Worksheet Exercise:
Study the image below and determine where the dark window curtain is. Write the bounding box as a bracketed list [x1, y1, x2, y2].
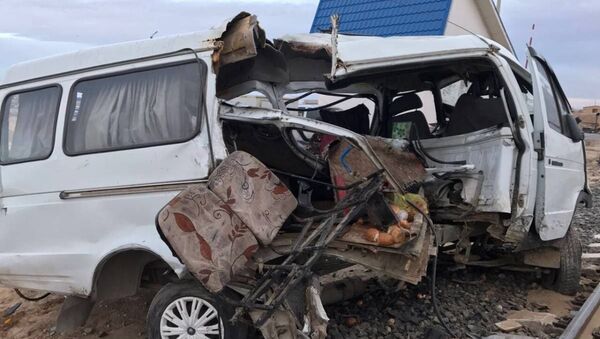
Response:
[0, 87, 60, 163]
[66, 62, 204, 154]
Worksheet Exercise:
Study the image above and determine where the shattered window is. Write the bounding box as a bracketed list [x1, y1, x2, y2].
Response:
[441, 80, 471, 106]
[307, 94, 375, 125]
[286, 92, 376, 134]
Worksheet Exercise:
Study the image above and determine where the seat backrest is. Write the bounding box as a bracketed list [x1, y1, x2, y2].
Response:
[390, 93, 423, 114]
[157, 184, 259, 292]
[208, 151, 298, 245]
[444, 93, 507, 137]
[389, 93, 432, 139]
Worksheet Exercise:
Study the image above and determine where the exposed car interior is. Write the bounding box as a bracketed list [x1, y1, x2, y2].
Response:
[218, 54, 519, 229]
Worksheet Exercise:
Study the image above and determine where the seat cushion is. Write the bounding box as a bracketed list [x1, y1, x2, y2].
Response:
[208, 151, 298, 245]
[157, 184, 259, 293]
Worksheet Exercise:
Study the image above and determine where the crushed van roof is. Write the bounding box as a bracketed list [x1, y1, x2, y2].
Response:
[278, 33, 516, 73]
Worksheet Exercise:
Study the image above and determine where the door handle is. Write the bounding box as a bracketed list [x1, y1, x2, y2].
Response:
[549, 159, 564, 167]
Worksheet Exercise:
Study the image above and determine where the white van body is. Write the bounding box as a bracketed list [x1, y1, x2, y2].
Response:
[0, 17, 588, 302]
[0, 31, 225, 297]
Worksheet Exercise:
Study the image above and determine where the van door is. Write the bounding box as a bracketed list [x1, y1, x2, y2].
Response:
[527, 46, 586, 241]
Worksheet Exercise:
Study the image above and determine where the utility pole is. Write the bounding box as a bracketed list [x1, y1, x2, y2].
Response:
[524, 24, 536, 68]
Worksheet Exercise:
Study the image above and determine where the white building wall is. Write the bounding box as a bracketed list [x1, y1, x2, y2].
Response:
[444, 0, 492, 38]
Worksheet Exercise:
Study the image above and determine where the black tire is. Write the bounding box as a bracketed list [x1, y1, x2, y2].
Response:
[146, 281, 247, 339]
[544, 227, 582, 295]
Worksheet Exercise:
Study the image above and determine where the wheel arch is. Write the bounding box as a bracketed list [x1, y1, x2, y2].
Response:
[92, 247, 175, 301]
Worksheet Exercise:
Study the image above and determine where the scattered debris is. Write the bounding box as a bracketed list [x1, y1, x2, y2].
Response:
[495, 319, 523, 332]
[593, 326, 600, 339]
[506, 310, 557, 328]
[343, 316, 359, 328]
[2, 303, 21, 318]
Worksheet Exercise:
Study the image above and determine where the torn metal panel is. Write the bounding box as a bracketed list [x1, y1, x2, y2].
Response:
[162, 104, 434, 337]
[272, 34, 516, 81]
[213, 13, 291, 96]
[211, 12, 265, 71]
[326, 229, 432, 285]
[424, 171, 484, 214]
[274, 39, 331, 60]
[219, 105, 409, 194]
[233, 174, 384, 328]
[304, 276, 329, 339]
[250, 309, 298, 339]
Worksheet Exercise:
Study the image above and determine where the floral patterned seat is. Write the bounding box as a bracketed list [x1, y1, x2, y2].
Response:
[208, 151, 298, 245]
[157, 151, 297, 293]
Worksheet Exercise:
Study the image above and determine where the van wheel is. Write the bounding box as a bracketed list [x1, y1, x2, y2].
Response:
[543, 227, 582, 296]
[146, 281, 247, 339]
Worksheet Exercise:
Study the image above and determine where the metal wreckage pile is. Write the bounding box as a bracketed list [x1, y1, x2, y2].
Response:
[157, 133, 434, 339]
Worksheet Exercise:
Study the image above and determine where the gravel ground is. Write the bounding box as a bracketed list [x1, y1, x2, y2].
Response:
[573, 185, 600, 247]
[325, 164, 600, 339]
[325, 268, 564, 338]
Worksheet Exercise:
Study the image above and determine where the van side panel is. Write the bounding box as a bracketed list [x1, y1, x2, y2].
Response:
[0, 191, 184, 295]
[0, 55, 215, 295]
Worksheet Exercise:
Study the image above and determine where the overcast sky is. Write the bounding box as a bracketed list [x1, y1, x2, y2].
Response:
[1, 0, 598, 108]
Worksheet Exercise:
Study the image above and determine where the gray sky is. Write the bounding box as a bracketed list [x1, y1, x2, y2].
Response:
[1, 0, 598, 108]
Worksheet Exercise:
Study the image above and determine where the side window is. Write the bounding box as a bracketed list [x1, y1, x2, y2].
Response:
[0, 86, 61, 164]
[65, 62, 205, 155]
[511, 71, 534, 124]
[534, 60, 562, 133]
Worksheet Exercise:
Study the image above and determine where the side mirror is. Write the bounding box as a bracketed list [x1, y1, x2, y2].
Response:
[566, 114, 584, 142]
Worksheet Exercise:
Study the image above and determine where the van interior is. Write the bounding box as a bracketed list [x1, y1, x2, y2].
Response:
[217, 53, 520, 243]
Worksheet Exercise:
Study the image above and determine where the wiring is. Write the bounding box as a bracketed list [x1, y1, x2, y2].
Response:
[14, 289, 50, 302]
[404, 199, 456, 338]
[410, 128, 466, 166]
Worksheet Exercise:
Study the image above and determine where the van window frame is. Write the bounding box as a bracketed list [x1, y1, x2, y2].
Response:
[0, 84, 63, 166]
[62, 59, 207, 157]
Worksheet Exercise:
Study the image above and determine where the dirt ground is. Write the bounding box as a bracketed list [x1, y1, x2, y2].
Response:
[0, 287, 153, 339]
[0, 277, 585, 339]
[2, 138, 600, 339]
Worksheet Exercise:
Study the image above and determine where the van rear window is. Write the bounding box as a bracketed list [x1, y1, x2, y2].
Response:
[64, 62, 205, 155]
[0, 86, 61, 164]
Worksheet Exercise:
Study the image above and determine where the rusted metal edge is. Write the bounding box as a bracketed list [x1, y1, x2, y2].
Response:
[560, 283, 600, 339]
[211, 13, 265, 73]
[60, 179, 208, 199]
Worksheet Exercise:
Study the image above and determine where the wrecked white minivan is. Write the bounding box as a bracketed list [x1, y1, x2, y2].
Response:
[0, 12, 590, 339]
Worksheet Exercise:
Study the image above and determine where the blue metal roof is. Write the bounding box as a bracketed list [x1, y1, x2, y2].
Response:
[310, 0, 453, 37]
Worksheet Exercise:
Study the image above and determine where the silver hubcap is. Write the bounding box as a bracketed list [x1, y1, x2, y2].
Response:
[160, 296, 223, 339]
